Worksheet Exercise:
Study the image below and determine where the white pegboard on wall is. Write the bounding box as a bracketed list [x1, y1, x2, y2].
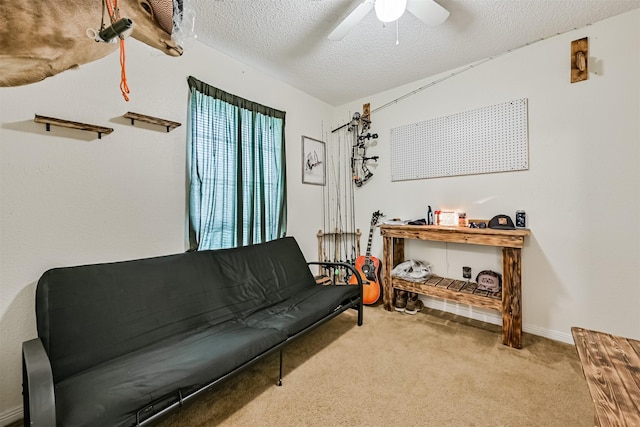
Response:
[391, 98, 529, 181]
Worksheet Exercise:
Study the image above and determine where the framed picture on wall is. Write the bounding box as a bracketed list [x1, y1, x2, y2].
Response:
[302, 136, 325, 185]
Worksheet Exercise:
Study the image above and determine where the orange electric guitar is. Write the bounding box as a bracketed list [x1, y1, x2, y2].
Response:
[349, 210, 383, 304]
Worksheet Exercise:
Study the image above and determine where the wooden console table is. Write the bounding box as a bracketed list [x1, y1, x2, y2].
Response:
[380, 224, 530, 349]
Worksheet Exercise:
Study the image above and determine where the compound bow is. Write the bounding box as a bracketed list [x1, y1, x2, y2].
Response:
[348, 112, 378, 187]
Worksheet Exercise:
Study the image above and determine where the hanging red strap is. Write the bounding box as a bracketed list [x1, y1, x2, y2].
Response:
[119, 38, 130, 102]
[104, 0, 130, 101]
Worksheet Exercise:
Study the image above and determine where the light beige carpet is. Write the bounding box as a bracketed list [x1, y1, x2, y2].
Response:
[154, 305, 593, 427]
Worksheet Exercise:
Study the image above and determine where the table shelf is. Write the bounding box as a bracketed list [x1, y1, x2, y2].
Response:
[393, 276, 502, 311]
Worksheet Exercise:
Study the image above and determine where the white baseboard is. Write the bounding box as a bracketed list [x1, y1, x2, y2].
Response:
[0, 405, 22, 427]
[419, 296, 574, 345]
[523, 323, 573, 344]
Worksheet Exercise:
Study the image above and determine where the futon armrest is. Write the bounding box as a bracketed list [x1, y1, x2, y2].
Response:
[307, 261, 363, 287]
[309, 261, 364, 326]
[22, 338, 56, 426]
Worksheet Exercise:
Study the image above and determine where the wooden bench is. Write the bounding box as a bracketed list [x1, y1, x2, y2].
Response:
[571, 327, 640, 426]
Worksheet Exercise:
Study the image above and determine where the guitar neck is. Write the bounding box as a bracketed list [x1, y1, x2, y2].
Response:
[364, 211, 381, 262]
[364, 226, 374, 260]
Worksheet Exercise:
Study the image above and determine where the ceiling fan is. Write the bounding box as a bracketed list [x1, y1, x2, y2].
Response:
[328, 0, 450, 41]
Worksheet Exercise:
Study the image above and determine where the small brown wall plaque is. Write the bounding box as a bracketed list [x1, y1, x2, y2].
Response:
[571, 37, 588, 83]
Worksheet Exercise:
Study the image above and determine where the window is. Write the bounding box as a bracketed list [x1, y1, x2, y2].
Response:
[187, 76, 287, 250]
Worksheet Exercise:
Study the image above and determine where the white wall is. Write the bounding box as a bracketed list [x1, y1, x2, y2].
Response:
[0, 41, 331, 424]
[330, 10, 640, 343]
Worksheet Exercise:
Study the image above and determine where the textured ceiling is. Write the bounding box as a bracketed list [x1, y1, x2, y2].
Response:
[190, 0, 640, 106]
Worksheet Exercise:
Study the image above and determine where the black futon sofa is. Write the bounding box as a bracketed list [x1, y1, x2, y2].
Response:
[22, 237, 362, 426]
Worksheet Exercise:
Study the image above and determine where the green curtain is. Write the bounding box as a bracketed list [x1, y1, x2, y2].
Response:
[188, 76, 287, 250]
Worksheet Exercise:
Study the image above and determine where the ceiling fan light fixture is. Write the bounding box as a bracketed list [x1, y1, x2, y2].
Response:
[374, 0, 407, 23]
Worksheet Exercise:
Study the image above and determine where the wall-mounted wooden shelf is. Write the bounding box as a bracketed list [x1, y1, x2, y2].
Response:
[123, 112, 181, 132]
[34, 115, 114, 139]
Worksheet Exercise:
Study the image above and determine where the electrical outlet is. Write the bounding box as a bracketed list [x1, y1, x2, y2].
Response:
[462, 266, 472, 279]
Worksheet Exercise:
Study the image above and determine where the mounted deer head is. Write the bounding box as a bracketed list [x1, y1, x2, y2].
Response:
[0, 0, 185, 87]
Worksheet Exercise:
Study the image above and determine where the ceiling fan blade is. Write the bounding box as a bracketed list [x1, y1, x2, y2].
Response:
[328, 1, 374, 41]
[406, 0, 450, 26]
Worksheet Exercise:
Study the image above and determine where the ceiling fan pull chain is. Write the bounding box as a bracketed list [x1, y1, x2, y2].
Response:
[396, 20, 399, 45]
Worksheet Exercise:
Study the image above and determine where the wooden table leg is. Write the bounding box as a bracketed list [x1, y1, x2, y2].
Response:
[382, 236, 404, 311]
[502, 247, 522, 349]
[382, 235, 393, 311]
